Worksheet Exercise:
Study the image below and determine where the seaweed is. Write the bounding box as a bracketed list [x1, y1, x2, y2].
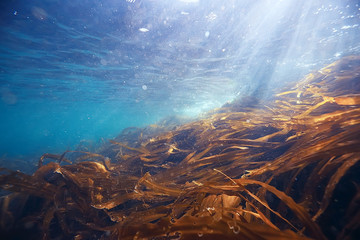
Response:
[1, 56, 360, 239]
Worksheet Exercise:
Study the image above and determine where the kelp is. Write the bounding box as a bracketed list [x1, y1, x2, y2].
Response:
[1, 56, 360, 240]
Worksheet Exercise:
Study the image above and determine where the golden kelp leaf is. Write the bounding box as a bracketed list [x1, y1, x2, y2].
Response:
[109, 140, 150, 154]
[211, 170, 282, 230]
[38, 151, 70, 168]
[276, 90, 301, 97]
[137, 172, 183, 197]
[334, 94, 360, 105]
[0, 167, 57, 198]
[76, 152, 105, 161]
[92, 192, 139, 210]
[221, 194, 241, 209]
[168, 215, 310, 240]
[313, 153, 360, 221]
[236, 179, 326, 240]
[42, 206, 56, 237]
[139, 155, 161, 162]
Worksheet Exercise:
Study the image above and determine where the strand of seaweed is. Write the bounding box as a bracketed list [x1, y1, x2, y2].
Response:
[1, 56, 360, 239]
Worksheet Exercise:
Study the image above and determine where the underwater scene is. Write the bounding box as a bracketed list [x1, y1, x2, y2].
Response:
[1, 0, 360, 239]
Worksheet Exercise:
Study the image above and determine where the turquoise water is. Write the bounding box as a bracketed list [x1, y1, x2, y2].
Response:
[1, 0, 360, 170]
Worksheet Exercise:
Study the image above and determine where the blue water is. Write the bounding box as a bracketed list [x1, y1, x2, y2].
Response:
[1, 0, 360, 170]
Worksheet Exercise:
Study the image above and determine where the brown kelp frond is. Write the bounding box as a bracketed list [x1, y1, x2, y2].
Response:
[213, 169, 296, 232]
[312, 153, 360, 221]
[38, 151, 71, 168]
[109, 140, 150, 155]
[1, 56, 360, 239]
[116, 215, 312, 240]
[0, 165, 58, 198]
[236, 178, 325, 239]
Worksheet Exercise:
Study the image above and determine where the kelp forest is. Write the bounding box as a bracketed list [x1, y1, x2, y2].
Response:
[1, 56, 360, 240]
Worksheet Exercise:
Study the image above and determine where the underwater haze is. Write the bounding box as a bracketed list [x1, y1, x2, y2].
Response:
[1, 0, 360, 170]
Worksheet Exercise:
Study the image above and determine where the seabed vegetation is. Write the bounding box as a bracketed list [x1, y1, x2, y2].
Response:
[1, 56, 360, 239]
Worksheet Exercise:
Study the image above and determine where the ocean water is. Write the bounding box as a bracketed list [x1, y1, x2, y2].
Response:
[1, 0, 360, 170]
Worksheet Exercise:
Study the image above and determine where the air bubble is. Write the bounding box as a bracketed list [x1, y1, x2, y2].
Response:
[233, 225, 240, 234]
[197, 232, 203, 237]
[227, 221, 234, 229]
